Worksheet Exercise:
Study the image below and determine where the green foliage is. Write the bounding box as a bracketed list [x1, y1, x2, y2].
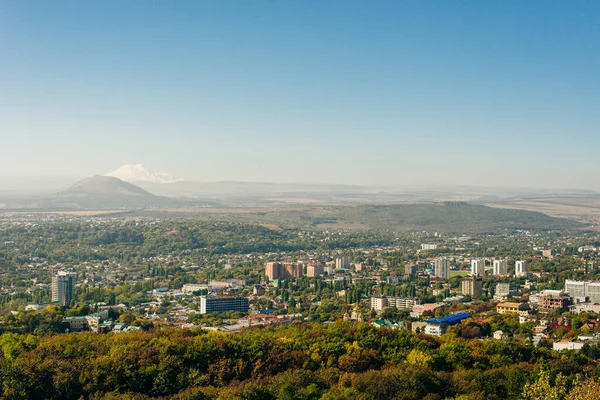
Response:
[0, 321, 596, 399]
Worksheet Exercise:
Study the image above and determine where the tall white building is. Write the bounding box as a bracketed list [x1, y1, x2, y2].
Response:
[52, 271, 75, 306]
[471, 259, 484, 276]
[493, 260, 508, 276]
[515, 260, 528, 277]
[421, 244, 438, 251]
[433, 257, 450, 280]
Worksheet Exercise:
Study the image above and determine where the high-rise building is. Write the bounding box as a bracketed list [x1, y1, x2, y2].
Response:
[493, 260, 508, 276]
[199, 296, 249, 314]
[52, 271, 75, 306]
[515, 260, 528, 277]
[471, 259, 484, 276]
[335, 257, 350, 270]
[461, 276, 483, 298]
[433, 257, 449, 280]
[283, 262, 303, 279]
[265, 262, 304, 281]
[265, 262, 281, 281]
[306, 264, 324, 278]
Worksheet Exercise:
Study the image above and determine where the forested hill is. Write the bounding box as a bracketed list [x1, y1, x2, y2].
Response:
[338, 202, 583, 233]
[0, 322, 597, 399]
[142, 202, 582, 233]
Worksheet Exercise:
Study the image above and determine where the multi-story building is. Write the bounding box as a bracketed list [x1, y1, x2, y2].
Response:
[52, 271, 75, 306]
[306, 264, 324, 278]
[283, 263, 303, 279]
[515, 260, 528, 277]
[497, 302, 530, 316]
[265, 262, 303, 281]
[265, 262, 281, 281]
[494, 282, 516, 300]
[538, 290, 572, 311]
[199, 296, 249, 314]
[493, 260, 508, 276]
[461, 276, 483, 298]
[564, 280, 600, 303]
[421, 244, 438, 251]
[470, 259, 484, 276]
[335, 257, 350, 270]
[433, 257, 449, 280]
[370, 296, 419, 311]
[424, 312, 471, 336]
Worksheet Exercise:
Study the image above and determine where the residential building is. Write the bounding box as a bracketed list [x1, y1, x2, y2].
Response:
[433, 257, 450, 280]
[265, 262, 303, 281]
[52, 271, 75, 306]
[461, 276, 483, 298]
[306, 264, 323, 278]
[335, 257, 350, 270]
[553, 340, 585, 352]
[265, 262, 281, 281]
[354, 263, 365, 272]
[470, 259, 484, 276]
[493, 330, 509, 340]
[515, 260, 528, 277]
[542, 249, 557, 258]
[421, 244, 438, 251]
[496, 302, 530, 316]
[564, 280, 600, 303]
[494, 282, 516, 300]
[370, 296, 418, 311]
[282, 263, 303, 279]
[199, 296, 249, 314]
[493, 260, 508, 276]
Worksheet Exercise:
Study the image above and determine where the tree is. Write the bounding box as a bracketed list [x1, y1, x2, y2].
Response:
[522, 369, 569, 400]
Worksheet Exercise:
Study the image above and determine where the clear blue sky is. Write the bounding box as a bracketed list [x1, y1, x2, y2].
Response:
[1, 1, 599, 188]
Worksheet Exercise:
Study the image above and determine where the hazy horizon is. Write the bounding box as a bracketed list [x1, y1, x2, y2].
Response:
[2, 1, 599, 189]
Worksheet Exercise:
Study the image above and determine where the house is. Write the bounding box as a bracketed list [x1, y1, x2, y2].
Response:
[553, 339, 585, 352]
[493, 330, 509, 340]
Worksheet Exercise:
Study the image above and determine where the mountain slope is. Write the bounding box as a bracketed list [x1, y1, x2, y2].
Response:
[60, 176, 154, 197]
[106, 164, 181, 184]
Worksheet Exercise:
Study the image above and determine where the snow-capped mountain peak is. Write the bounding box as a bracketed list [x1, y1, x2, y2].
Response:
[105, 164, 182, 184]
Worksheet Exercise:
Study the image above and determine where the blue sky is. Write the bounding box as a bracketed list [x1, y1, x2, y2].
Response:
[1, 1, 599, 188]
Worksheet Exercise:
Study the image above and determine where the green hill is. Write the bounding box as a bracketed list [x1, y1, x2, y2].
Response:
[336, 202, 582, 232]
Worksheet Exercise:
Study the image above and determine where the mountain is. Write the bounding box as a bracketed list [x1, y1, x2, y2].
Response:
[105, 164, 182, 184]
[60, 175, 155, 197]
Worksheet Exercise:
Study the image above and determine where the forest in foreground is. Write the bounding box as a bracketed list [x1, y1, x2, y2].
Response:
[0, 321, 599, 400]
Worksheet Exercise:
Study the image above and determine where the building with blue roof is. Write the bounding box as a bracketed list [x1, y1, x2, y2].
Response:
[425, 312, 471, 336]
